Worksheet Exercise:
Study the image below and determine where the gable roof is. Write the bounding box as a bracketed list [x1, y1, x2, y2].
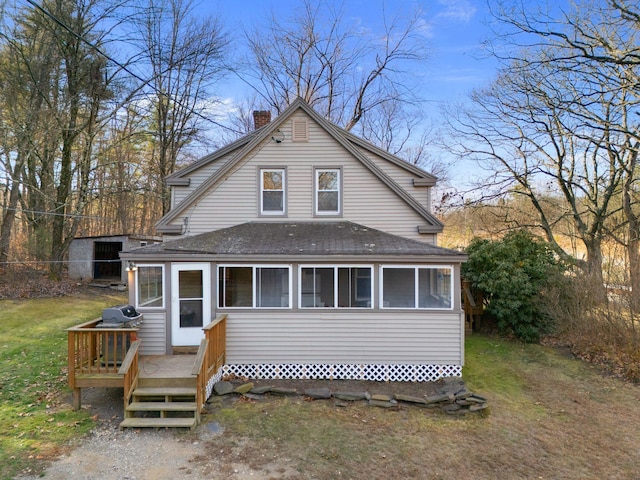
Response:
[156, 98, 443, 233]
[126, 221, 465, 260]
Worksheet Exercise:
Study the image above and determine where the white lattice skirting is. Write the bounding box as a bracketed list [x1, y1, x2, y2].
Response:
[206, 368, 225, 399]
[222, 363, 462, 383]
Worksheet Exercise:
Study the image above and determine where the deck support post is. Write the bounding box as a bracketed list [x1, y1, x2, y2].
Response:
[72, 388, 81, 411]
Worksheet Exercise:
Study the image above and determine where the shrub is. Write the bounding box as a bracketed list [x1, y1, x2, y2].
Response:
[462, 230, 566, 342]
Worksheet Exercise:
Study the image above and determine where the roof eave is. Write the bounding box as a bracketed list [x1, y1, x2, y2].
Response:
[121, 252, 466, 263]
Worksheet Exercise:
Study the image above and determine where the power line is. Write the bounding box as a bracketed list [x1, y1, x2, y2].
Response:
[0, 205, 105, 219]
[0, 258, 124, 265]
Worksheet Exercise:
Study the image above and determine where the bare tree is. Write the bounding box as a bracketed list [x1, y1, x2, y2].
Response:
[241, 0, 428, 135]
[484, 0, 640, 299]
[133, 0, 229, 214]
[446, 0, 640, 297]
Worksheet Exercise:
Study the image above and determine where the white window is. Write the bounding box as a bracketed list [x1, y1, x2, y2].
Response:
[380, 266, 453, 309]
[261, 168, 285, 215]
[315, 168, 341, 215]
[299, 266, 372, 308]
[136, 265, 164, 308]
[218, 265, 291, 308]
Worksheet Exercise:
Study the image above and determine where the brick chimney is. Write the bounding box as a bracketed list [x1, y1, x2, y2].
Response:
[253, 110, 271, 130]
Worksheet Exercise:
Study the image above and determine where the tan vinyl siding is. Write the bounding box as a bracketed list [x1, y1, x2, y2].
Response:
[223, 310, 463, 365]
[136, 311, 167, 355]
[172, 153, 232, 207]
[173, 110, 435, 242]
[355, 145, 433, 210]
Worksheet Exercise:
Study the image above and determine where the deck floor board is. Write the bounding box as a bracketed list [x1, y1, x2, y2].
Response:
[139, 355, 196, 379]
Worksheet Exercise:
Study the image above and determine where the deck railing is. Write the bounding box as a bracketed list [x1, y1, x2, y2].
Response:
[462, 280, 484, 331]
[119, 339, 141, 414]
[193, 314, 227, 414]
[67, 319, 140, 409]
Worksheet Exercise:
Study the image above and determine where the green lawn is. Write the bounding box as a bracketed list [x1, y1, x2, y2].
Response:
[0, 292, 126, 480]
[1, 293, 639, 479]
[206, 335, 640, 479]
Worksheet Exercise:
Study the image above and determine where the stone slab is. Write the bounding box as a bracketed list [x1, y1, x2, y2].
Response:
[213, 381, 234, 396]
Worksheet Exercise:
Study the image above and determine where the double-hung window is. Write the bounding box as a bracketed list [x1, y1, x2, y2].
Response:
[315, 168, 341, 215]
[260, 168, 285, 215]
[380, 266, 453, 309]
[299, 266, 372, 308]
[218, 265, 291, 308]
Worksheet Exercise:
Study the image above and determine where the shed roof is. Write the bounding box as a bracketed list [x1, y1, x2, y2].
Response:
[129, 222, 465, 260]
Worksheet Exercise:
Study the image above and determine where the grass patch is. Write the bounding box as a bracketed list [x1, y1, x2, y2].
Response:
[0, 291, 126, 480]
[204, 334, 640, 479]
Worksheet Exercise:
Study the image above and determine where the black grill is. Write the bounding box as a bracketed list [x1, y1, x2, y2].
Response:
[100, 305, 143, 328]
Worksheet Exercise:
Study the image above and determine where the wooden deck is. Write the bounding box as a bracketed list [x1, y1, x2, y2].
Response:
[68, 314, 227, 429]
[139, 355, 197, 379]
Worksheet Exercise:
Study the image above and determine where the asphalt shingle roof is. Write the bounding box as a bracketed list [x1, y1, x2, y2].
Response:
[134, 221, 465, 259]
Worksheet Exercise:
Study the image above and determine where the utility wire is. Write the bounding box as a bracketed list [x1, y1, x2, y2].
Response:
[0, 205, 105, 219]
[0, 259, 124, 265]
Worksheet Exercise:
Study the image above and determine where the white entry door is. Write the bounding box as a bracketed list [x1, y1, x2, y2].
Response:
[171, 263, 211, 346]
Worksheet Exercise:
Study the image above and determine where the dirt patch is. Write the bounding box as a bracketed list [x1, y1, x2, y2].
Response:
[16, 378, 445, 480]
[0, 269, 81, 300]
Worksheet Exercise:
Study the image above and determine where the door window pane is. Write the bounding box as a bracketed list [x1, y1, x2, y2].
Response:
[179, 270, 202, 298]
[178, 270, 204, 328]
[179, 299, 203, 327]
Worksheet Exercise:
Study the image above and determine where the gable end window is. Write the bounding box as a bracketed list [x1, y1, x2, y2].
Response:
[315, 168, 341, 215]
[260, 168, 286, 215]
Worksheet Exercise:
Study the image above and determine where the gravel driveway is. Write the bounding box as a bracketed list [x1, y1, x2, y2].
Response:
[14, 388, 289, 480]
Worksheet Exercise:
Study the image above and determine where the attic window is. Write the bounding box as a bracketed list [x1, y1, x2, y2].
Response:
[292, 119, 309, 142]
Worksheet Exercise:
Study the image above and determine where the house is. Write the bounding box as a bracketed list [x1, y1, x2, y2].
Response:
[120, 98, 467, 384]
[68, 234, 161, 284]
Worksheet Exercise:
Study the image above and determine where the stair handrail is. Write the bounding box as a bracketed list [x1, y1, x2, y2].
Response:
[193, 338, 209, 422]
[119, 339, 141, 411]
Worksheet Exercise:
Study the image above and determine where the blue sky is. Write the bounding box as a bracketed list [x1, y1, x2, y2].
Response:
[210, 0, 497, 106]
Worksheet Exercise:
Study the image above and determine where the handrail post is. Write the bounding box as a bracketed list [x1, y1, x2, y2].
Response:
[119, 340, 141, 416]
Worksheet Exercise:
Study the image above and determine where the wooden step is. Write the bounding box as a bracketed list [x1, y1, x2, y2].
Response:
[132, 387, 197, 398]
[126, 401, 197, 412]
[119, 417, 197, 429]
[138, 376, 196, 389]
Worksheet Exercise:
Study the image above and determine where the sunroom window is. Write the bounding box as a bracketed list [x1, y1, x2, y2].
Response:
[300, 266, 372, 308]
[381, 266, 452, 309]
[136, 265, 164, 308]
[218, 266, 291, 308]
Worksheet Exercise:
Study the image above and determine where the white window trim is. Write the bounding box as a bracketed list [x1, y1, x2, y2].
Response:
[379, 265, 454, 310]
[314, 168, 342, 216]
[218, 264, 292, 309]
[134, 264, 165, 309]
[298, 265, 374, 309]
[260, 168, 286, 216]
